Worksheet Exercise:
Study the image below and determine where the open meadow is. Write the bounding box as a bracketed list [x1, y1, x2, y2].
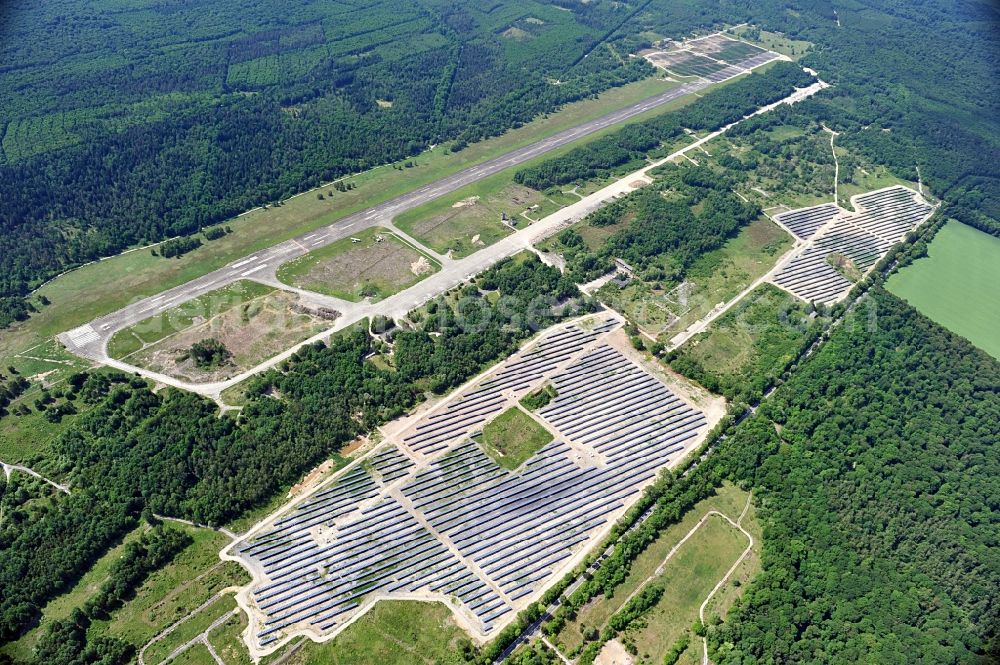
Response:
[887, 221, 1000, 359]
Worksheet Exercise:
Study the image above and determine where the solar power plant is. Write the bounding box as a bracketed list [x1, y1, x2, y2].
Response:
[645, 37, 782, 83]
[774, 202, 842, 239]
[229, 320, 710, 655]
[402, 317, 618, 457]
[646, 51, 729, 78]
[687, 34, 770, 64]
[771, 186, 933, 304]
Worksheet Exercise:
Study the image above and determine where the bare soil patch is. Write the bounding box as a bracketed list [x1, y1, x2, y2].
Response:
[130, 290, 328, 382]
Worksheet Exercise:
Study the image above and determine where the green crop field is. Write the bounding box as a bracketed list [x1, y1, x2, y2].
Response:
[887, 221, 1000, 359]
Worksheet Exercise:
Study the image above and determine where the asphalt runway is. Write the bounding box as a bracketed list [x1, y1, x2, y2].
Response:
[60, 79, 712, 361]
[59, 45, 788, 392]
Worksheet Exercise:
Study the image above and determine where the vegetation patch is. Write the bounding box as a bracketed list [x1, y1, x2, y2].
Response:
[592, 214, 792, 338]
[282, 600, 473, 665]
[141, 594, 237, 665]
[93, 527, 248, 650]
[393, 180, 534, 258]
[520, 383, 557, 411]
[553, 483, 755, 657]
[276, 227, 438, 301]
[887, 220, 1000, 359]
[476, 406, 553, 470]
[625, 517, 748, 663]
[667, 284, 826, 401]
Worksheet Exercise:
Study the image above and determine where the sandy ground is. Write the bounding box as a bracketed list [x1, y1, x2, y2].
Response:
[595, 639, 635, 665]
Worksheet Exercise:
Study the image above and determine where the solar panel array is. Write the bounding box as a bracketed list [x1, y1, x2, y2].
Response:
[645, 36, 781, 83]
[402, 318, 618, 456]
[686, 34, 769, 64]
[232, 325, 710, 654]
[771, 187, 932, 304]
[774, 202, 841, 239]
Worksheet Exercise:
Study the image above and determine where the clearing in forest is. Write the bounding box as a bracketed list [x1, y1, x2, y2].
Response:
[887, 220, 1000, 359]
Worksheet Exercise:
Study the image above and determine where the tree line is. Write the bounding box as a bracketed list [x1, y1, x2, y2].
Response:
[513, 62, 815, 191]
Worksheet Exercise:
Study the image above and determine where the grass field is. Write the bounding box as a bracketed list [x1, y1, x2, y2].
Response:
[394, 181, 533, 257]
[887, 221, 1000, 359]
[170, 642, 217, 665]
[110, 281, 329, 382]
[626, 516, 748, 663]
[476, 406, 554, 470]
[555, 482, 754, 656]
[93, 527, 248, 650]
[670, 284, 824, 399]
[280, 601, 473, 665]
[142, 595, 237, 665]
[276, 227, 439, 301]
[731, 26, 812, 59]
[207, 611, 254, 665]
[597, 217, 793, 338]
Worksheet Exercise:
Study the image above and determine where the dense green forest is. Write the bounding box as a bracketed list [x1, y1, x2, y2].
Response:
[709, 290, 1000, 662]
[0, 257, 593, 647]
[0, 0, 716, 327]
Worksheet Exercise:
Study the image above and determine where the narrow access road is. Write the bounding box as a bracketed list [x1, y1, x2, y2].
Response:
[1, 460, 70, 494]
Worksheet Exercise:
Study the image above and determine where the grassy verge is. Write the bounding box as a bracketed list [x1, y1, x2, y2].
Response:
[887, 220, 1000, 359]
[475, 406, 553, 471]
[280, 600, 472, 665]
[276, 227, 438, 301]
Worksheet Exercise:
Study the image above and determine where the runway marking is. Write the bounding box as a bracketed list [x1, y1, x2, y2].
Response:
[66, 324, 100, 347]
[231, 256, 258, 269]
[240, 264, 268, 277]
